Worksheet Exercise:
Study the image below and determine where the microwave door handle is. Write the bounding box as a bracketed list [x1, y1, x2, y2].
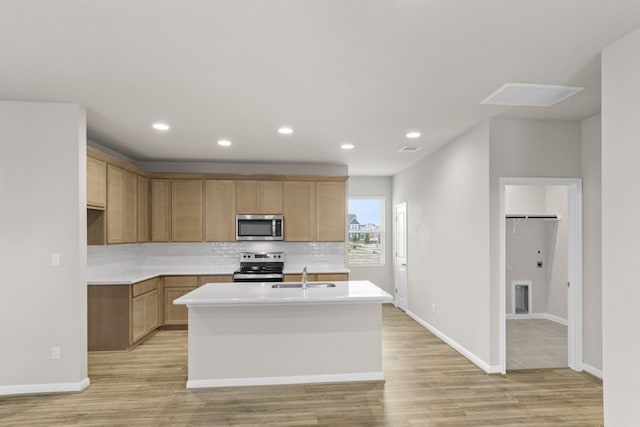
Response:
[272, 219, 276, 237]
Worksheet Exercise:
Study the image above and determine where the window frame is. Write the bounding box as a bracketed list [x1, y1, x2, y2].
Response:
[346, 196, 385, 266]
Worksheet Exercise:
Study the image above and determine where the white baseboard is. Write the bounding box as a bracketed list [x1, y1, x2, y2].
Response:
[406, 311, 501, 374]
[506, 312, 568, 326]
[187, 372, 384, 389]
[0, 377, 90, 397]
[582, 363, 603, 380]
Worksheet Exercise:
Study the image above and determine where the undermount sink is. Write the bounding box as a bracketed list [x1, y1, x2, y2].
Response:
[272, 283, 336, 289]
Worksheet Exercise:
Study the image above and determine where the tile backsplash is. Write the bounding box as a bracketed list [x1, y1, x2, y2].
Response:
[87, 242, 345, 277]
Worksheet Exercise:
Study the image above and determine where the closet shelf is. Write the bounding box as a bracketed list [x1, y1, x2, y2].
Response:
[505, 214, 560, 220]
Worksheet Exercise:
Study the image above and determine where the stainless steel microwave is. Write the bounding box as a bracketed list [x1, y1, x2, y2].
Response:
[236, 215, 284, 241]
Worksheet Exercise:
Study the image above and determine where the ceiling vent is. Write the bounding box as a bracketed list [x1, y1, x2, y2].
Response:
[481, 83, 585, 107]
[399, 145, 422, 153]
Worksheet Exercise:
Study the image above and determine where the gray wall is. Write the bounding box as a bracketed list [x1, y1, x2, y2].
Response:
[138, 160, 348, 176]
[489, 118, 582, 365]
[544, 186, 568, 320]
[347, 176, 394, 295]
[393, 122, 492, 366]
[0, 101, 87, 393]
[602, 28, 640, 424]
[581, 114, 602, 373]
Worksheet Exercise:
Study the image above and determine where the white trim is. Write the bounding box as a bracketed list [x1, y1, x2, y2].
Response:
[407, 310, 501, 374]
[499, 177, 583, 374]
[582, 363, 603, 380]
[0, 377, 90, 397]
[505, 312, 568, 326]
[186, 372, 384, 389]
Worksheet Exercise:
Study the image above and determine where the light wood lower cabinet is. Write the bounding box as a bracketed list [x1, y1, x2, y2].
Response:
[88, 277, 161, 351]
[283, 273, 349, 282]
[164, 276, 198, 325]
[131, 288, 159, 343]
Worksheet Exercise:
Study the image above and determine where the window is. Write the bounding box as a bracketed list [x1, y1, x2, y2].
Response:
[347, 198, 384, 265]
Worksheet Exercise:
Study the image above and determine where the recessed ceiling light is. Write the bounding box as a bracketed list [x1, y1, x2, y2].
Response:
[406, 131, 421, 139]
[278, 127, 294, 135]
[217, 139, 232, 147]
[481, 83, 585, 107]
[152, 122, 170, 131]
[399, 145, 422, 152]
[341, 143, 355, 150]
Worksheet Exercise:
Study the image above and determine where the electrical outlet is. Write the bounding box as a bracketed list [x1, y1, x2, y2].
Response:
[51, 253, 60, 266]
[432, 304, 436, 313]
[51, 347, 60, 360]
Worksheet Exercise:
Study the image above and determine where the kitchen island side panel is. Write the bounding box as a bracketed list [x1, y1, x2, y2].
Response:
[186, 303, 382, 386]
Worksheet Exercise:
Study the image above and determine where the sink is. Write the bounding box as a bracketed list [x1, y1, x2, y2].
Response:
[272, 283, 336, 289]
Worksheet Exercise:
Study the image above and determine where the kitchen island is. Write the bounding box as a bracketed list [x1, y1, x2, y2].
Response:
[173, 280, 393, 388]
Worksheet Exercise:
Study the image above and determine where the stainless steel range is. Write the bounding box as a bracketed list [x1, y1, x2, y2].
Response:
[232, 252, 284, 283]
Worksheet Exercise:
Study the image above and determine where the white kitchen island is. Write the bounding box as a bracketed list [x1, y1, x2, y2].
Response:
[173, 280, 393, 389]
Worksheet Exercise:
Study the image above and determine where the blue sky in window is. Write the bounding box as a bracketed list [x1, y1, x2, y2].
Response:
[348, 199, 382, 226]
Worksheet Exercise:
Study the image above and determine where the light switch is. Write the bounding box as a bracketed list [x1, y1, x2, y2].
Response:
[51, 253, 60, 266]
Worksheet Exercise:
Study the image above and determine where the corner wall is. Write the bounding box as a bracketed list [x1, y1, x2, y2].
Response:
[0, 101, 88, 394]
[393, 122, 492, 368]
[602, 28, 640, 424]
[489, 118, 582, 365]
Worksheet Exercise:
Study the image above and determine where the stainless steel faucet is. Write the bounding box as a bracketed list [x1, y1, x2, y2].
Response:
[302, 266, 308, 289]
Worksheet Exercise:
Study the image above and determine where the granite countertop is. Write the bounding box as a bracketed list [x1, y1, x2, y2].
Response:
[173, 280, 392, 307]
[87, 266, 351, 285]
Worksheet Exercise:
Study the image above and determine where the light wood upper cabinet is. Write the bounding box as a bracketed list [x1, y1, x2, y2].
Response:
[106, 165, 137, 244]
[316, 181, 346, 242]
[151, 179, 170, 242]
[87, 156, 107, 209]
[284, 181, 316, 241]
[261, 181, 283, 214]
[137, 175, 149, 242]
[171, 179, 203, 242]
[236, 180, 283, 214]
[205, 180, 236, 242]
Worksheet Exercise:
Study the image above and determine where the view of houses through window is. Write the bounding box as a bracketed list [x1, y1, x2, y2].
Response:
[347, 198, 384, 265]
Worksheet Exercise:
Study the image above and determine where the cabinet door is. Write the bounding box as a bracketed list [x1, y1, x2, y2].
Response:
[260, 181, 283, 214]
[205, 180, 236, 242]
[284, 181, 316, 241]
[137, 175, 149, 242]
[235, 180, 261, 214]
[151, 179, 170, 242]
[131, 294, 146, 343]
[198, 275, 233, 286]
[316, 182, 346, 242]
[164, 276, 198, 325]
[145, 289, 159, 332]
[87, 156, 106, 209]
[107, 165, 137, 243]
[171, 179, 203, 242]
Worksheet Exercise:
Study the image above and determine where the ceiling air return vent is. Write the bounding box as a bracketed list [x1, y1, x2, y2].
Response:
[399, 145, 422, 153]
[481, 83, 585, 107]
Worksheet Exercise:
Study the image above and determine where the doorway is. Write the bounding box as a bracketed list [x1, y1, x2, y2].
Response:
[394, 202, 408, 311]
[499, 178, 583, 374]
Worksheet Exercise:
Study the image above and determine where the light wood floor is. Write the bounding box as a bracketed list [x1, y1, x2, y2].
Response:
[1, 305, 603, 426]
[507, 319, 568, 370]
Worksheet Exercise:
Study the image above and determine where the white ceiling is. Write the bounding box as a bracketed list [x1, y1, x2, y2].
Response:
[2, 1, 640, 175]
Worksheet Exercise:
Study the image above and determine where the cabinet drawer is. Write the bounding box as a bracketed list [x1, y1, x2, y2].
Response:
[163, 276, 198, 287]
[316, 273, 349, 282]
[132, 277, 161, 297]
[198, 275, 233, 286]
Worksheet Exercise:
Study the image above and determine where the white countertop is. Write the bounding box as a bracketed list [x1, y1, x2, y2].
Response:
[87, 267, 351, 285]
[173, 280, 393, 306]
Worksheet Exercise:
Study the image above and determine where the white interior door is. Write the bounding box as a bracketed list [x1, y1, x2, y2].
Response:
[395, 203, 408, 311]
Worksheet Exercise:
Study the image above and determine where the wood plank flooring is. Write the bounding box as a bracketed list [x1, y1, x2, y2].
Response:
[507, 319, 568, 370]
[0, 305, 603, 426]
